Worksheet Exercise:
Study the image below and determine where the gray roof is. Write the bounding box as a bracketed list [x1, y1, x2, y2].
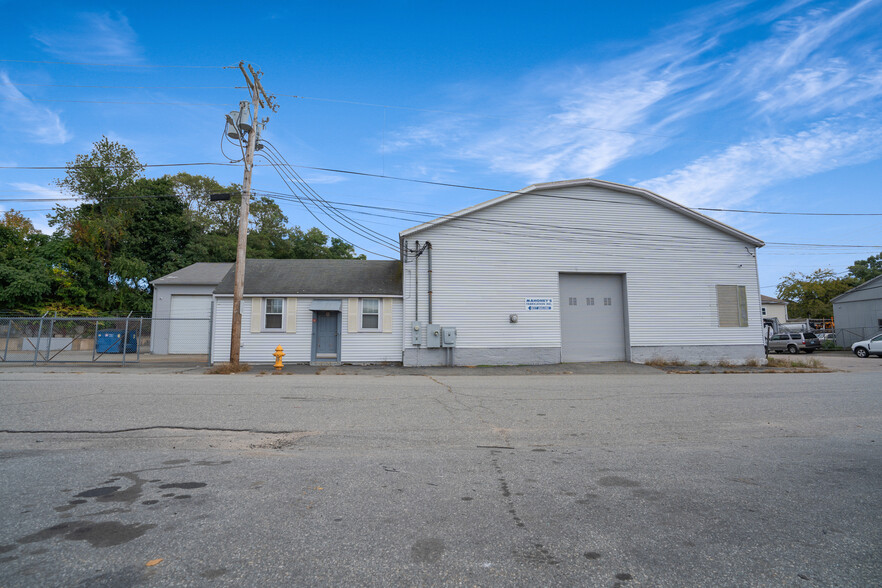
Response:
[761, 295, 788, 304]
[831, 274, 882, 303]
[213, 259, 402, 296]
[151, 263, 234, 286]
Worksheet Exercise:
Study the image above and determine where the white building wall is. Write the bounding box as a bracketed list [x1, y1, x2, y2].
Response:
[212, 296, 402, 364]
[402, 184, 764, 365]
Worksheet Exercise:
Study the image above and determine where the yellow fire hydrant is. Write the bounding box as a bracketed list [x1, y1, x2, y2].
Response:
[273, 345, 285, 370]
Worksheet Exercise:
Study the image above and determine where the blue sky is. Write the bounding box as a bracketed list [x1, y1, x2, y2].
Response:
[2, 0, 881, 297]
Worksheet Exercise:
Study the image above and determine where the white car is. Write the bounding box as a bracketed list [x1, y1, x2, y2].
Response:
[851, 333, 882, 358]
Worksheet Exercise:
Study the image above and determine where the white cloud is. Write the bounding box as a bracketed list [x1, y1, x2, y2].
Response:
[386, 0, 882, 184]
[638, 120, 882, 207]
[0, 72, 71, 144]
[32, 12, 143, 63]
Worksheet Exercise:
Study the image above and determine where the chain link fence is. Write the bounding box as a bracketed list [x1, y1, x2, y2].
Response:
[0, 314, 211, 365]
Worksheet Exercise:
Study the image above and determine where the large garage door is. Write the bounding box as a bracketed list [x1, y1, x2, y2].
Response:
[168, 295, 212, 354]
[560, 274, 626, 362]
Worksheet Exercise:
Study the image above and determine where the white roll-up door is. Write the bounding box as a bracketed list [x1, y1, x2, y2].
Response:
[560, 274, 626, 362]
[168, 295, 212, 354]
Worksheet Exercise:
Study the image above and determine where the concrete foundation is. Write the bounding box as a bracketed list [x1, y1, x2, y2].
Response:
[630, 344, 766, 365]
[404, 347, 561, 366]
[403, 344, 766, 366]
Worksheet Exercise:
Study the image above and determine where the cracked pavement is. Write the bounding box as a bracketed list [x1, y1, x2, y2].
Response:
[0, 370, 880, 586]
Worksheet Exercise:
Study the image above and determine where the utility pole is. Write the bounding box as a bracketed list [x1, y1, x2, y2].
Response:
[226, 62, 278, 365]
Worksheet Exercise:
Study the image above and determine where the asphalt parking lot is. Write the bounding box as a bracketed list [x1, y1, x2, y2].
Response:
[0, 368, 880, 586]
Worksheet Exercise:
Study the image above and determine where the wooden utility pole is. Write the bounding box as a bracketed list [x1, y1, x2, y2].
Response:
[229, 62, 277, 365]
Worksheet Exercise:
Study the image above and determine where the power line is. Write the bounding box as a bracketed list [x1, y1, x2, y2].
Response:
[259, 148, 398, 252]
[0, 59, 230, 69]
[266, 164, 881, 218]
[260, 141, 397, 247]
[252, 189, 882, 250]
[11, 83, 239, 90]
[2, 97, 229, 106]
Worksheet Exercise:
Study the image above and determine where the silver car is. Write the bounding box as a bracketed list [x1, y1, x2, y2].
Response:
[767, 332, 821, 354]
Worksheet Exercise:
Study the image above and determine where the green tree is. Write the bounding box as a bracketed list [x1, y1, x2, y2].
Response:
[847, 251, 882, 284]
[0, 211, 54, 311]
[776, 269, 857, 319]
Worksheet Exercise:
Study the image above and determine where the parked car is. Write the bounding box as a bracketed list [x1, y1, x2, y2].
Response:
[767, 332, 821, 354]
[851, 333, 882, 358]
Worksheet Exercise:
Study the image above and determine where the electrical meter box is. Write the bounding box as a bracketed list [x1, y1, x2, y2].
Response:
[427, 324, 442, 348]
[441, 327, 457, 347]
[411, 321, 422, 346]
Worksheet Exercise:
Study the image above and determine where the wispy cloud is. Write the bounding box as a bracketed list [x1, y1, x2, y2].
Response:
[0, 72, 71, 144]
[389, 0, 882, 189]
[638, 119, 882, 207]
[32, 12, 143, 63]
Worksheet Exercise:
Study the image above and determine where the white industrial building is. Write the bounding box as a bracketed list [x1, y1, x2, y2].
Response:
[399, 178, 766, 366]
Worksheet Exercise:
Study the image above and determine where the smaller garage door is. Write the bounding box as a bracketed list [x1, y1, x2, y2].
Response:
[168, 295, 212, 354]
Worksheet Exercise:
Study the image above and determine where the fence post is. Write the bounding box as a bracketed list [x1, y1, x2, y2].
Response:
[44, 311, 57, 363]
[137, 317, 143, 362]
[33, 312, 47, 366]
[122, 311, 132, 366]
[3, 318, 12, 362]
[91, 319, 98, 362]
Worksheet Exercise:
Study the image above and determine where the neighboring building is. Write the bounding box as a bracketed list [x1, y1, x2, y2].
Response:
[210, 259, 402, 364]
[150, 262, 232, 355]
[399, 178, 766, 366]
[832, 274, 882, 347]
[761, 295, 789, 322]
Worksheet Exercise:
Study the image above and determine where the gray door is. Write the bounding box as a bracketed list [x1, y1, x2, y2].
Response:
[560, 273, 626, 362]
[314, 311, 339, 360]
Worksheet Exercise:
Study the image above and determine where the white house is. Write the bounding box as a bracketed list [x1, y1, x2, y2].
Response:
[761, 295, 789, 322]
[209, 259, 402, 365]
[399, 178, 766, 366]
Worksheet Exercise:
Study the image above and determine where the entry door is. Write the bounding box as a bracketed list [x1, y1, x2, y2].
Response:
[560, 274, 626, 362]
[314, 311, 339, 360]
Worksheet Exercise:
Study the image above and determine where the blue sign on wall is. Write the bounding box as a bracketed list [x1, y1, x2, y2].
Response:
[525, 298, 553, 311]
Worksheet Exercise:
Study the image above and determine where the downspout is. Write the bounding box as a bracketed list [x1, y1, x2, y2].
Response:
[414, 240, 419, 323]
[427, 242, 433, 325]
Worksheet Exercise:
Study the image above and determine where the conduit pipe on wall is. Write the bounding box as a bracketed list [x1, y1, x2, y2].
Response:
[427, 242, 433, 325]
[414, 240, 419, 323]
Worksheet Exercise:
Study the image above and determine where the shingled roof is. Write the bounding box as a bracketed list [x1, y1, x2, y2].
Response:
[213, 259, 402, 296]
[151, 262, 233, 286]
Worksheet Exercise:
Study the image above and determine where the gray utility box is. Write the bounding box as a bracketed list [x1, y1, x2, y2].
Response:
[427, 324, 442, 348]
[411, 321, 422, 346]
[441, 327, 457, 347]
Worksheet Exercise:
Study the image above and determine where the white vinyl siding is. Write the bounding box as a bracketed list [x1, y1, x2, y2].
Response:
[212, 297, 402, 364]
[402, 184, 764, 352]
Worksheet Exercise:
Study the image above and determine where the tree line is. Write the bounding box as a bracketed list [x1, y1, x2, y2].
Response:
[0, 137, 365, 315]
[776, 259, 881, 320]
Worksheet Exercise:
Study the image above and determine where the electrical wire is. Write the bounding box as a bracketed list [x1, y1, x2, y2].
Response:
[260, 141, 398, 247]
[252, 189, 882, 250]
[256, 149, 398, 255]
[0, 59, 231, 68]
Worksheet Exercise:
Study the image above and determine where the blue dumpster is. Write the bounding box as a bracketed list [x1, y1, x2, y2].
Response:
[96, 329, 137, 353]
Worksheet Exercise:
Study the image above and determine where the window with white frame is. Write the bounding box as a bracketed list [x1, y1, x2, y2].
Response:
[360, 298, 380, 331]
[716, 285, 748, 327]
[264, 298, 284, 330]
